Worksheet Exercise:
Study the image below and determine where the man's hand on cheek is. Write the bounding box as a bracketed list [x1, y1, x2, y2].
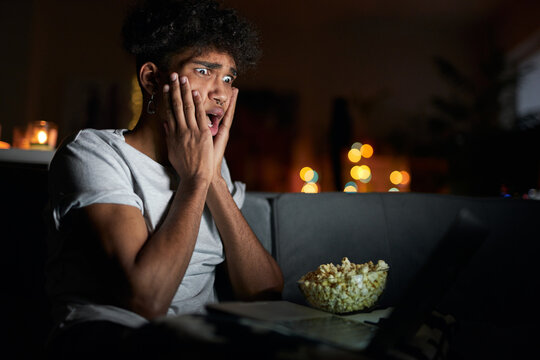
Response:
[211, 87, 238, 180]
[162, 73, 214, 186]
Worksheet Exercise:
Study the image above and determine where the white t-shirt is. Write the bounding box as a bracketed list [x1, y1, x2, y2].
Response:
[46, 129, 245, 328]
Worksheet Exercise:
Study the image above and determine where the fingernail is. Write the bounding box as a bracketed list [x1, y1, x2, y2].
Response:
[192, 90, 199, 97]
[163, 84, 170, 93]
[180, 76, 187, 84]
[170, 73, 177, 81]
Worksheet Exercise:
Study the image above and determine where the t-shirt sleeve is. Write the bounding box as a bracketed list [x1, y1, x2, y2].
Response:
[220, 158, 245, 209]
[49, 132, 143, 230]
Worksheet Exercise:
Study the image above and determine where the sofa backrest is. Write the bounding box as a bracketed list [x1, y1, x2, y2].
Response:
[240, 192, 277, 256]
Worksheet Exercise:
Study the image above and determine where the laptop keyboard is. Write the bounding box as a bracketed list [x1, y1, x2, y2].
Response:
[278, 316, 377, 350]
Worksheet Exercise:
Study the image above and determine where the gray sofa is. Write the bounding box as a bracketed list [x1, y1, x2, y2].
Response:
[2, 160, 539, 359]
[240, 192, 540, 358]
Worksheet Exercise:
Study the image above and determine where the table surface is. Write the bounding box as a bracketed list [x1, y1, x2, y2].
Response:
[0, 148, 54, 165]
[154, 305, 394, 360]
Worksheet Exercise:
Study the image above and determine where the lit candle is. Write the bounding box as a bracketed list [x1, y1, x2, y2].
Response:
[30, 121, 58, 150]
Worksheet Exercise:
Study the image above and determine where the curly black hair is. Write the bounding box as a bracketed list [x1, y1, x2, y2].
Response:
[122, 0, 261, 74]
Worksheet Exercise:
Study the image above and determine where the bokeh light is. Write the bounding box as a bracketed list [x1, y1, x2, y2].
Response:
[344, 181, 358, 192]
[390, 170, 403, 185]
[348, 148, 362, 163]
[350, 166, 361, 180]
[389, 187, 400, 192]
[300, 167, 312, 181]
[359, 173, 372, 184]
[351, 165, 371, 180]
[304, 169, 315, 182]
[300, 166, 320, 193]
[302, 183, 319, 193]
[358, 165, 371, 180]
[360, 144, 374, 158]
[309, 170, 319, 183]
[400, 171, 410, 185]
[351, 142, 362, 150]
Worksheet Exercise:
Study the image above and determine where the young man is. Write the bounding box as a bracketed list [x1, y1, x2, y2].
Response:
[45, 0, 283, 355]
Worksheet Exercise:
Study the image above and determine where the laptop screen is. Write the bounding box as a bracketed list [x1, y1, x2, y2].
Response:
[366, 208, 489, 355]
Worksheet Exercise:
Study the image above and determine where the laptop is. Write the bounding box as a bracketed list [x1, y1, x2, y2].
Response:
[207, 208, 488, 356]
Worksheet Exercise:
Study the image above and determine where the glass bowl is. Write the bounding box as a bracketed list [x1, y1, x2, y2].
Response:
[298, 258, 389, 314]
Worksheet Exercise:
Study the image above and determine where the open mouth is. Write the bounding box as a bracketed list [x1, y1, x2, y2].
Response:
[205, 108, 224, 135]
[206, 113, 219, 128]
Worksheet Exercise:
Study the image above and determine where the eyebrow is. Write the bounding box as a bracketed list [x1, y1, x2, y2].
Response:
[193, 60, 238, 77]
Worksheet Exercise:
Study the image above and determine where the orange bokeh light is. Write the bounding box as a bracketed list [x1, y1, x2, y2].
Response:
[360, 144, 373, 158]
[400, 171, 410, 185]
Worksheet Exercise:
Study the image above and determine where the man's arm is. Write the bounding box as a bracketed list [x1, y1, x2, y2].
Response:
[206, 178, 284, 300]
[71, 179, 209, 319]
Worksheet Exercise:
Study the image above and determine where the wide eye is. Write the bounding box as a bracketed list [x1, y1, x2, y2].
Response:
[223, 75, 233, 84]
[196, 68, 209, 75]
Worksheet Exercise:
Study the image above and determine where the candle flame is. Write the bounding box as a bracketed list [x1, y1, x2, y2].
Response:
[37, 130, 48, 144]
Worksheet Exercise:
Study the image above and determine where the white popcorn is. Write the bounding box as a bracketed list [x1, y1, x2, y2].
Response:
[298, 257, 389, 314]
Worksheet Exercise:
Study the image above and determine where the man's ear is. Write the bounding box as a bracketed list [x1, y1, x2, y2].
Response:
[139, 62, 161, 96]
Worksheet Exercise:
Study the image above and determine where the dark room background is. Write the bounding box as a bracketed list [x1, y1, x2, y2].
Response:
[1, 0, 539, 196]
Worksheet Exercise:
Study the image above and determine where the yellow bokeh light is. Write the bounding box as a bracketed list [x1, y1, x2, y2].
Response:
[300, 167, 312, 181]
[350, 166, 361, 180]
[400, 171, 410, 185]
[344, 185, 358, 193]
[390, 171, 403, 185]
[302, 183, 319, 193]
[358, 165, 371, 180]
[37, 130, 48, 144]
[347, 148, 362, 163]
[345, 181, 357, 189]
[304, 169, 314, 182]
[351, 165, 371, 180]
[360, 144, 374, 158]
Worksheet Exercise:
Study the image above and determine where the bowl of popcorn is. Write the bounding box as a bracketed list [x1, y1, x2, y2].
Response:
[298, 257, 389, 314]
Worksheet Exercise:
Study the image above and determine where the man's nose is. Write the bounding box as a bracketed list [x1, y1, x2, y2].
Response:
[209, 78, 228, 106]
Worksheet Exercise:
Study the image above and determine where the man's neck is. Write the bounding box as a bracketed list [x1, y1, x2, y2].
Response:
[124, 114, 168, 165]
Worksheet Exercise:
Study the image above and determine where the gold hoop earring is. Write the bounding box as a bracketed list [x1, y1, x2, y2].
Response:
[146, 92, 156, 115]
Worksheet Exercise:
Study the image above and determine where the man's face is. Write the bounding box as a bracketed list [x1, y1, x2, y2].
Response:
[166, 49, 238, 136]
